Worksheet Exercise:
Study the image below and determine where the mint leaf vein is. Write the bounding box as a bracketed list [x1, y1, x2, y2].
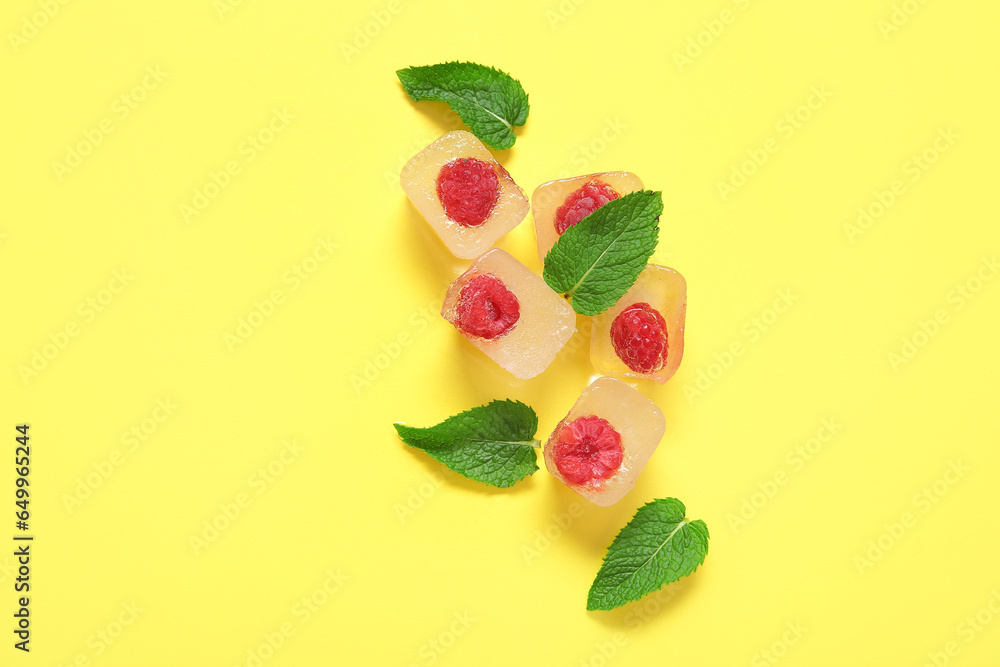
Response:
[587, 498, 709, 611]
[393, 399, 539, 488]
[396, 62, 529, 150]
[543, 190, 662, 316]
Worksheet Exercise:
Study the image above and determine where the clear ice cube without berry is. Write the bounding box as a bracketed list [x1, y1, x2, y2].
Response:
[441, 249, 576, 380]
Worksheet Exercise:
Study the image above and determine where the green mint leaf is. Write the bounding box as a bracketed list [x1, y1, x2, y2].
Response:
[543, 190, 662, 316]
[396, 62, 529, 150]
[393, 399, 540, 488]
[587, 498, 709, 611]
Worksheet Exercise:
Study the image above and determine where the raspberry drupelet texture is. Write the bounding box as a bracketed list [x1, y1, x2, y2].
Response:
[436, 158, 500, 227]
[455, 274, 520, 340]
[553, 180, 620, 235]
[610, 302, 668, 374]
[552, 416, 623, 485]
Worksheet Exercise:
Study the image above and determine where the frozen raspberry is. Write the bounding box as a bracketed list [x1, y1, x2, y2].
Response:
[553, 180, 619, 235]
[610, 302, 668, 374]
[436, 158, 500, 227]
[455, 274, 520, 340]
[552, 416, 623, 485]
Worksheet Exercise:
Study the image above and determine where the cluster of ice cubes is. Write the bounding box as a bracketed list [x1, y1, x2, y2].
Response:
[401, 130, 686, 504]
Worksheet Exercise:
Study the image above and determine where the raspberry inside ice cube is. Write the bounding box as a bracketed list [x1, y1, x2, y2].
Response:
[436, 158, 500, 227]
[592, 265, 686, 384]
[544, 377, 665, 507]
[610, 302, 668, 374]
[551, 416, 623, 485]
[553, 180, 620, 235]
[531, 172, 643, 262]
[455, 273, 520, 340]
[401, 131, 528, 259]
[442, 249, 576, 379]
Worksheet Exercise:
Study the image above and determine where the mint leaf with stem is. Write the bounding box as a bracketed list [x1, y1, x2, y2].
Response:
[543, 190, 662, 316]
[393, 399, 540, 488]
[397, 62, 529, 150]
[587, 498, 709, 611]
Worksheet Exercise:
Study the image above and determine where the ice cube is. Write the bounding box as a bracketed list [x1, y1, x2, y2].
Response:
[401, 130, 529, 259]
[591, 265, 686, 384]
[441, 249, 576, 379]
[531, 172, 644, 262]
[544, 377, 665, 506]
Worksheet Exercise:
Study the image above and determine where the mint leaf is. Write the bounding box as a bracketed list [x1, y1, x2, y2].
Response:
[543, 190, 662, 316]
[393, 399, 540, 488]
[587, 498, 709, 611]
[396, 62, 529, 150]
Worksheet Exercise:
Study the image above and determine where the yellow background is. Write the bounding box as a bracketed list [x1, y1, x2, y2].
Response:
[2, 0, 999, 665]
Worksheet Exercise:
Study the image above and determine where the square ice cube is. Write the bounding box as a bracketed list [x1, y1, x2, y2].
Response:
[401, 130, 529, 259]
[543, 377, 665, 506]
[591, 265, 686, 384]
[531, 171, 643, 262]
[441, 249, 576, 379]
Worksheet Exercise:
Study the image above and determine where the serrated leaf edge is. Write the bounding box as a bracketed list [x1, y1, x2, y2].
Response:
[543, 190, 663, 316]
[587, 499, 708, 611]
[565, 199, 659, 299]
[391, 400, 539, 486]
[396, 62, 528, 149]
[602, 518, 689, 598]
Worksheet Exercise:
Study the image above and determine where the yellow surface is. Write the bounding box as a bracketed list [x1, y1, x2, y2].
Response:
[2, 0, 999, 665]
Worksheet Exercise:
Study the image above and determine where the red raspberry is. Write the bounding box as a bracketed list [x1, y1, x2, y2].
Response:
[610, 302, 668, 374]
[455, 274, 520, 340]
[553, 180, 619, 235]
[436, 158, 500, 227]
[552, 416, 623, 485]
